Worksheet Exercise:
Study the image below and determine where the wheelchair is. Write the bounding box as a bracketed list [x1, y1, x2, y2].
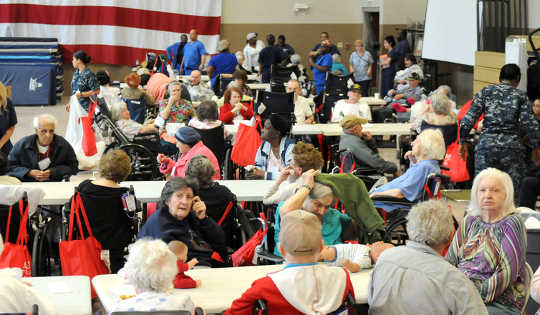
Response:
[314, 72, 353, 123]
[327, 144, 384, 191]
[93, 97, 162, 181]
[212, 73, 234, 97]
[371, 172, 451, 245]
[270, 64, 300, 93]
[192, 124, 233, 180]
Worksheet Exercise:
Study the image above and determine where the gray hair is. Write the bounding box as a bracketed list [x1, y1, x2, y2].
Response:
[167, 80, 182, 94]
[120, 238, 177, 292]
[185, 155, 215, 187]
[290, 54, 301, 65]
[159, 177, 199, 208]
[33, 114, 57, 129]
[469, 168, 516, 216]
[332, 54, 342, 63]
[437, 85, 452, 96]
[110, 101, 127, 122]
[418, 129, 446, 160]
[407, 200, 454, 247]
[195, 100, 218, 121]
[428, 93, 451, 116]
[309, 183, 334, 200]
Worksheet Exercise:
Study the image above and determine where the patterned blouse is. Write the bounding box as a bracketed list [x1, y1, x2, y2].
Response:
[71, 67, 100, 111]
[159, 98, 194, 124]
[446, 213, 527, 312]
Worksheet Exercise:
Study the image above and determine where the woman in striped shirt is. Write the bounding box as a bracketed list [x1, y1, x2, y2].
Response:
[446, 168, 527, 315]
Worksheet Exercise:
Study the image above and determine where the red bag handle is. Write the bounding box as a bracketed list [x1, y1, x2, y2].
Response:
[68, 193, 96, 241]
[217, 201, 234, 226]
[16, 203, 30, 246]
[5, 199, 28, 245]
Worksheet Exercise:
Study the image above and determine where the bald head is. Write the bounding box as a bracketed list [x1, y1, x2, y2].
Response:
[189, 29, 198, 41]
[286, 80, 301, 94]
[190, 70, 202, 85]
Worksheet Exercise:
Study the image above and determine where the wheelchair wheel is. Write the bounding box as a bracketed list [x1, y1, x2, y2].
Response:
[223, 148, 233, 180]
[120, 143, 158, 181]
[32, 222, 52, 276]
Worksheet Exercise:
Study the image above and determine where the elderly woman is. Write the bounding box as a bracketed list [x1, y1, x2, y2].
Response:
[66, 50, 100, 112]
[369, 200, 488, 314]
[446, 168, 527, 314]
[339, 115, 398, 175]
[186, 155, 237, 247]
[272, 169, 351, 256]
[159, 81, 194, 124]
[111, 101, 158, 141]
[157, 126, 220, 180]
[349, 40, 374, 97]
[114, 239, 195, 312]
[370, 129, 445, 211]
[218, 87, 253, 124]
[247, 114, 295, 180]
[0, 82, 17, 157]
[77, 149, 134, 273]
[188, 100, 222, 130]
[226, 69, 253, 97]
[419, 93, 458, 147]
[331, 54, 348, 76]
[138, 177, 227, 266]
[263, 141, 323, 205]
[394, 54, 424, 87]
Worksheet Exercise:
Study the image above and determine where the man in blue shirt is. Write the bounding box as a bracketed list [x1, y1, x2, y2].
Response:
[258, 34, 282, 83]
[181, 29, 208, 75]
[167, 34, 188, 72]
[207, 39, 237, 88]
[311, 32, 340, 56]
[308, 43, 332, 94]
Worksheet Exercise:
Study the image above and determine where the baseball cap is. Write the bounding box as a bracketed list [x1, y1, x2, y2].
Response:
[279, 210, 322, 256]
[340, 115, 368, 129]
[349, 83, 362, 93]
[407, 72, 421, 81]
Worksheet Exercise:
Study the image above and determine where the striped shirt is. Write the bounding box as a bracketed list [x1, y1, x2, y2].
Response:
[446, 213, 527, 312]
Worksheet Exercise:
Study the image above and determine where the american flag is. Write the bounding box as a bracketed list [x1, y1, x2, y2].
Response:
[0, 0, 222, 65]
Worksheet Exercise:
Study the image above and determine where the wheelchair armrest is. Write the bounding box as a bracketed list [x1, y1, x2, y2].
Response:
[371, 196, 414, 205]
[256, 247, 285, 264]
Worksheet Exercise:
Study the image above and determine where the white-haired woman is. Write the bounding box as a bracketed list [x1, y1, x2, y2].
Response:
[419, 93, 457, 147]
[115, 238, 196, 313]
[446, 168, 527, 315]
[110, 101, 158, 141]
[159, 81, 194, 124]
[370, 129, 445, 211]
[272, 169, 351, 257]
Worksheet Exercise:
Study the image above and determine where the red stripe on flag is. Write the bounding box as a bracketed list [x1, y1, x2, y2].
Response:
[61, 44, 165, 65]
[0, 4, 221, 35]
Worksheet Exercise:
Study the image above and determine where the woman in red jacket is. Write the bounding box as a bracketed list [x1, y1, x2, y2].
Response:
[218, 87, 253, 124]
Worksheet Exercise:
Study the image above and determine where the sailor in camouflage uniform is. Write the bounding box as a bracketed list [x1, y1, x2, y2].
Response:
[459, 64, 540, 195]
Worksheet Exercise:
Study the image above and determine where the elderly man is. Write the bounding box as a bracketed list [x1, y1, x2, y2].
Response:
[331, 84, 371, 122]
[368, 200, 488, 315]
[339, 115, 398, 175]
[186, 70, 214, 102]
[373, 71, 424, 123]
[207, 39, 237, 88]
[8, 114, 77, 182]
[180, 29, 207, 75]
[285, 79, 314, 124]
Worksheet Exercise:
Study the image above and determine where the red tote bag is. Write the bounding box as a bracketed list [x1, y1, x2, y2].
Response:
[78, 99, 98, 156]
[59, 193, 109, 298]
[231, 213, 268, 267]
[231, 117, 263, 167]
[0, 199, 32, 277]
[441, 125, 470, 183]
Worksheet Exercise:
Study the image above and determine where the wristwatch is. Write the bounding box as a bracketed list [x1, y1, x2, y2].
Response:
[301, 184, 313, 191]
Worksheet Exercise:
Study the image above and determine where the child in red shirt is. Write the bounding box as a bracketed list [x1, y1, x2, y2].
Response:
[168, 241, 201, 289]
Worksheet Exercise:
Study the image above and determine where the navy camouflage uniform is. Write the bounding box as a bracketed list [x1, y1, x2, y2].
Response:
[459, 82, 540, 195]
[71, 67, 100, 111]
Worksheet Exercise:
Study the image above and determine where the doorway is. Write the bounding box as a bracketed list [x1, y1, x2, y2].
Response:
[363, 9, 380, 95]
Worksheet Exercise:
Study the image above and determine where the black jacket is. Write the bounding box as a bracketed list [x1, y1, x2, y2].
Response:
[138, 206, 226, 266]
[7, 134, 78, 181]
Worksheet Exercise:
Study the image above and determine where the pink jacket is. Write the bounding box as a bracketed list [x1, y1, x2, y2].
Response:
[160, 141, 221, 180]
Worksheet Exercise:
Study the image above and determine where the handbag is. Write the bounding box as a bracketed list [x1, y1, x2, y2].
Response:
[231, 213, 268, 267]
[59, 193, 109, 298]
[231, 117, 263, 167]
[441, 125, 470, 183]
[0, 199, 32, 277]
[78, 98, 98, 156]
